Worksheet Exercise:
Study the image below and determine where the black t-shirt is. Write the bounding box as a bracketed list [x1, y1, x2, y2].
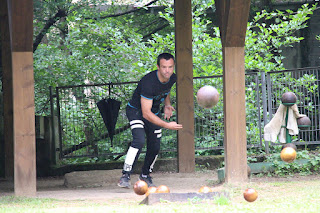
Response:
[128, 70, 176, 114]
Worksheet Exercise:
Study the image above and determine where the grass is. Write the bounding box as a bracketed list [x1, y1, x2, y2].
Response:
[1, 176, 320, 212]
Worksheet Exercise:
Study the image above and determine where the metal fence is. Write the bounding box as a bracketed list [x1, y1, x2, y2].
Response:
[50, 66, 320, 160]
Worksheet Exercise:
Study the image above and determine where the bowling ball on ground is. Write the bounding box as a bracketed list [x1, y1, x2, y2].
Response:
[196, 85, 219, 109]
[155, 185, 170, 193]
[280, 147, 297, 163]
[145, 186, 157, 196]
[198, 186, 213, 193]
[133, 180, 148, 195]
[243, 188, 258, 202]
[281, 143, 297, 151]
[281, 92, 296, 105]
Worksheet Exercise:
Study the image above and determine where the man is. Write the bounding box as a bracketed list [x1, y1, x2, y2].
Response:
[118, 53, 183, 188]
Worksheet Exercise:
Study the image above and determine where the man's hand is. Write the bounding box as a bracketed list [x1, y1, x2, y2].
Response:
[166, 121, 183, 130]
[164, 105, 175, 120]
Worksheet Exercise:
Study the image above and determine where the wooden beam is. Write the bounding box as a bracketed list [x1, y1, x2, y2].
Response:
[216, 0, 251, 47]
[8, 0, 36, 196]
[174, 0, 195, 173]
[12, 52, 36, 196]
[215, 0, 251, 183]
[223, 47, 247, 182]
[0, 0, 14, 179]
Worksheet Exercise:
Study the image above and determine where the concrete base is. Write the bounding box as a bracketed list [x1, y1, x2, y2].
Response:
[140, 191, 229, 205]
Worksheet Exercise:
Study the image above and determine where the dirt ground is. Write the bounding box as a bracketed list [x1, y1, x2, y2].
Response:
[0, 169, 319, 204]
[0, 169, 220, 203]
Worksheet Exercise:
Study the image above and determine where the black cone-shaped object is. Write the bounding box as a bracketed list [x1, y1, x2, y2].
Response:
[97, 98, 121, 146]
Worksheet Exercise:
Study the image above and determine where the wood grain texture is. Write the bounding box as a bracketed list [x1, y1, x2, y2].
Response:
[0, 0, 14, 179]
[215, 0, 251, 47]
[12, 52, 36, 196]
[223, 47, 248, 183]
[174, 0, 195, 173]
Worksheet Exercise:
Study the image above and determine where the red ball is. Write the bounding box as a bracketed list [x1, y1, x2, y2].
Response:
[196, 85, 219, 109]
[243, 188, 258, 202]
[133, 180, 148, 195]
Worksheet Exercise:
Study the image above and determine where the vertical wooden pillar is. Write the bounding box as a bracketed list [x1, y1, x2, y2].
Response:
[174, 0, 195, 173]
[223, 47, 247, 182]
[216, 0, 251, 183]
[6, 0, 36, 196]
[0, 0, 14, 179]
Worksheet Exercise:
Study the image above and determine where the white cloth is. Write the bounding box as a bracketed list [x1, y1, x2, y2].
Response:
[264, 104, 306, 143]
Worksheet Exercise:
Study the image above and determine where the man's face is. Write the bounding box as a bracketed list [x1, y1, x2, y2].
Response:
[157, 58, 175, 83]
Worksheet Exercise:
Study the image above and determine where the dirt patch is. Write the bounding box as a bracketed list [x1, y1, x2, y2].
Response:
[1, 170, 319, 204]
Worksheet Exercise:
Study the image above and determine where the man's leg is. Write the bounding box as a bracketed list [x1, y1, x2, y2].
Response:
[118, 107, 146, 188]
[139, 120, 161, 187]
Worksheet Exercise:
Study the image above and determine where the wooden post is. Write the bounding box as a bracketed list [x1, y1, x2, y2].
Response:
[7, 0, 36, 196]
[223, 47, 247, 182]
[0, 0, 14, 179]
[174, 0, 195, 173]
[216, 0, 251, 183]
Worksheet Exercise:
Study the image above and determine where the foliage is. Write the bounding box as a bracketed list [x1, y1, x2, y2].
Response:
[31, 0, 319, 163]
[264, 149, 320, 176]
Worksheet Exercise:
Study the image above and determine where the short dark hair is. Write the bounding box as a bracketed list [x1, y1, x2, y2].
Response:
[157, 53, 174, 66]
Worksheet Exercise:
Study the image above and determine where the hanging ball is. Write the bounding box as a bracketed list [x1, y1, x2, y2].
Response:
[196, 85, 219, 109]
[297, 116, 311, 130]
[133, 180, 148, 195]
[280, 147, 297, 163]
[281, 92, 297, 105]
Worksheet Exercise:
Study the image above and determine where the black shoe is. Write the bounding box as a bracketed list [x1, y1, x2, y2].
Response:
[139, 174, 155, 187]
[118, 173, 131, 188]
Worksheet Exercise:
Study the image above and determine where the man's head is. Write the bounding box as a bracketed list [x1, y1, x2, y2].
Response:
[156, 53, 175, 83]
[157, 53, 174, 66]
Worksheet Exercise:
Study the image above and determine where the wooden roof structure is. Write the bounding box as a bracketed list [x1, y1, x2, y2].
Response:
[0, 0, 250, 196]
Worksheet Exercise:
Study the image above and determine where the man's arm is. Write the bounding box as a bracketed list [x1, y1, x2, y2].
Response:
[141, 97, 182, 130]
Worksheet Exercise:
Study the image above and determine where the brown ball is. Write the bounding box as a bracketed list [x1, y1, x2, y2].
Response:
[243, 188, 258, 202]
[198, 186, 213, 193]
[280, 147, 297, 163]
[145, 186, 157, 197]
[196, 85, 219, 109]
[297, 116, 311, 130]
[155, 185, 170, 193]
[133, 180, 148, 195]
[281, 92, 297, 105]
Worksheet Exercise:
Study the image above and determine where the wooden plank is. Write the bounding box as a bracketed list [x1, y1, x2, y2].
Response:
[140, 192, 229, 205]
[12, 52, 36, 196]
[174, 0, 195, 173]
[216, 0, 251, 47]
[223, 47, 247, 183]
[10, 0, 33, 51]
[0, 0, 14, 179]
